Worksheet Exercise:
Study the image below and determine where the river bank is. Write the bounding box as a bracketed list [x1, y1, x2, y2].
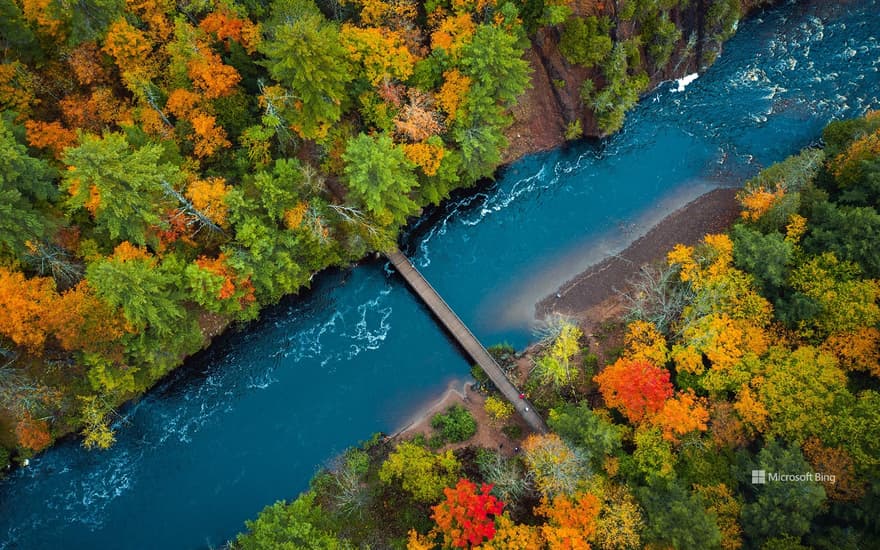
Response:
[391, 186, 742, 444]
[537, 186, 741, 319]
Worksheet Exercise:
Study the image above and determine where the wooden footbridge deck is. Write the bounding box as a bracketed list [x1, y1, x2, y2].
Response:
[385, 249, 548, 434]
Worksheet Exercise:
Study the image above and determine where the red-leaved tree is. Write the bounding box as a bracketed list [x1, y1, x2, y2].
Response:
[432, 478, 504, 548]
[594, 358, 673, 423]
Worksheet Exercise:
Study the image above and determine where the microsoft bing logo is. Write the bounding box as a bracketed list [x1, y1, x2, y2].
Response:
[752, 470, 766, 484]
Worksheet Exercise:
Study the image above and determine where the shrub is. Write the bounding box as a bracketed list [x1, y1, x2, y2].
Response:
[484, 395, 515, 425]
[501, 423, 523, 440]
[565, 119, 583, 141]
[431, 405, 477, 442]
[470, 364, 490, 387]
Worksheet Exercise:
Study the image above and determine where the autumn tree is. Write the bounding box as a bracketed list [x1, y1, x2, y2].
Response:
[432, 479, 504, 548]
[42, 280, 128, 354]
[535, 491, 601, 549]
[737, 148, 823, 233]
[430, 14, 475, 60]
[67, 41, 110, 86]
[190, 112, 231, 158]
[801, 437, 864, 502]
[708, 401, 749, 449]
[650, 390, 710, 442]
[15, 411, 52, 452]
[396, 93, 443, 143]
[820, 327, 880, 377]
[63, 132, 178, 245]
[187, 46, 241, 100]
[594, 358, 672, 424]
[199, 8, 261, 53]
[483, 396, 513, 427]
[78, 394, 116, 450]
[534, 321, 583, 392]
[693, 484, 743, 550]
[788, 251, 880, 338]
[522, 433, 590, 497]
[594, 484, 645, 550]
[622, 320, 668, 366]
[477, 513, 541, 549]
[754, 346, 851, 442]
[379, 441, 461, 503]
[103, 17, 157, 90]
[340, 25, 416, 86]
[0, 268, 57, 353]
[25, 120, 78, 159]
[436, 69, 471, 122]
[185, 177, 231, 228]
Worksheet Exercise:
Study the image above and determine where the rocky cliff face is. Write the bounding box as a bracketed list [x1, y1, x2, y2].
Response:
[504, 0, 773, 161]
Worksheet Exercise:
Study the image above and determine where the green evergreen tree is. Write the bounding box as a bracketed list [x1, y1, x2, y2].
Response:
[0, 118, 56, 258]
[63, 132, 177, 246]
[558, 16, 612, 68]
[548, 401, 624, 470]
[741, 439, 826, 544]
[85, 254, 185, 336]
[260, 3, 353, 140]
[638, 478, 723, 550]
[342, 133, 419, 227]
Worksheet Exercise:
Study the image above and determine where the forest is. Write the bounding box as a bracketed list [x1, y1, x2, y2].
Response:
[233, 112, 880, 548]
[0, 0, 746, 465]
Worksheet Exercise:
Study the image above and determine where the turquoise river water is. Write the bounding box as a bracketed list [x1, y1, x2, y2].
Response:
[1, 0, 878, 547]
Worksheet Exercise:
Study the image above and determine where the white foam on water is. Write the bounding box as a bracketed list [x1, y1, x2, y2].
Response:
[416, 164, 552, 268]
[671, 73, 699, 92]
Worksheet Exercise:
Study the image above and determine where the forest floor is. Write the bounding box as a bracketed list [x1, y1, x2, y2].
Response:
[390, 187, 742, 448]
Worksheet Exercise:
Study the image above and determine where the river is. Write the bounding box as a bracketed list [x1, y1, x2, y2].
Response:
[1, 0, 878, 547]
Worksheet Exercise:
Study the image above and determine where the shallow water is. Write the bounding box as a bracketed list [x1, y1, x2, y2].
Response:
[1, 1, 878, 547]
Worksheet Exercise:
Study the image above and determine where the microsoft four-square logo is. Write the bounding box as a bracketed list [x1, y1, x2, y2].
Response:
[752, 470, 766, 484]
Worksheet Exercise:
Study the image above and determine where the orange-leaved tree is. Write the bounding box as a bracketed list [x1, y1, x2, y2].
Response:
[185, 177, 231, 228]
[25, 120, 78, 159]
[594, 358, 673, 423]
[15, 412, 52, 452]
[535, 491, 601, 549]
[650, 390, 710, 442]
[0, 267, 58, 353]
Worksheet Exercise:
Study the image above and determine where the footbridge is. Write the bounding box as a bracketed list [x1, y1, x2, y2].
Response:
[385, 249, 548, 434]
